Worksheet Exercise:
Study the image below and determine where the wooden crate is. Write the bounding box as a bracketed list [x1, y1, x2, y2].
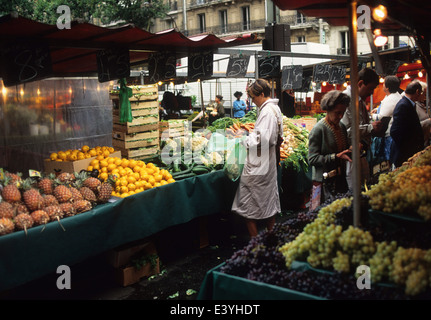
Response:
[159, 120, 188, 140]
[112, 130, 159, 150]
[109, 84, 158, 102]
[117, 145, 159, 159]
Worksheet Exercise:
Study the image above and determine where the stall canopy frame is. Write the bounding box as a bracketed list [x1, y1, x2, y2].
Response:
[0, 13, 259, 80]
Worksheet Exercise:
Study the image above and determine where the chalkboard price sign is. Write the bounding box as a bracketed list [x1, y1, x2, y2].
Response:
[148, 52, 176, 83]
[188, 50, 213, 81]
[281, 65, 303, 90]
[313, 64, 346, 84]
[0, 41, 52, 87]
[383, 59, 404, 76]
[96, 47, 130, 83]
[258, 55, 280, 78]
[226, 54, 250, 78]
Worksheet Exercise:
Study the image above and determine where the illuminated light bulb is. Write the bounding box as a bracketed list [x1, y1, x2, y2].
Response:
[158, 81, 163, 86]
[404, 73, 410, 80]
[20, 88, 24, 96]
[322, 81, 327, 86]
[418, 71, 423, 78]
[372, 5, 387, 22]
[373, 29, 388, 47]
[2, 86, 7, 95]
[69, 88, 72, 94]
[343, 82, 348, 87]
[37, 89, 41, 95]
[379, 77, 384, 83]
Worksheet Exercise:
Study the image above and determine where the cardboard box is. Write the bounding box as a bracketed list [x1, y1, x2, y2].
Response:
[107, 239, 157, 268]
[115, 258, 160, 287]
[43, 151, 121, 175]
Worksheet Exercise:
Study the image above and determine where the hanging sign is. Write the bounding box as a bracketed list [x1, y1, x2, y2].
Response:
[281, 65, 303, 90]
[313, 64, 346, 84]
[96, 47, 130, 83]
[226, 54, 250, 78]
[188, 50, 213, 81]
[148, 52, 176, 83]
[0, 41, 52, 87]
[258, 55, 280, 78]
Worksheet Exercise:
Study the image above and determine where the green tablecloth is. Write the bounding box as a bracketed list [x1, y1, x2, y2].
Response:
[0, 171, 238, 291]
[197, 263, 323, 300]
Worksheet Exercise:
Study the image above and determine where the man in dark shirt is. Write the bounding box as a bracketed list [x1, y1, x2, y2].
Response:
[390, 80, 425, 167]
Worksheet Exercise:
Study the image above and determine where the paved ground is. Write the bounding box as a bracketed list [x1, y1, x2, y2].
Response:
[2, 210, 292, 300]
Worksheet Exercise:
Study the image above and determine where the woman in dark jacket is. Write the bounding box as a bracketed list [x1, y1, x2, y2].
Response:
[308, 90, 352, 209]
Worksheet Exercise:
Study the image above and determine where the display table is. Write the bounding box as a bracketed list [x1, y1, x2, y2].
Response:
[0, 171, 238, 291]
[197, 263, 323, 300]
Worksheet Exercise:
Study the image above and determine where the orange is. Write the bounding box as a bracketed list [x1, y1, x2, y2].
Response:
[87, 165, 93, 171]
[92, 163, 100, 170]
[127, 175, 136, 184]
[50, 153, 58, 161]
[127, 183, 136, 192]
[148, 176, 156, 186]
[120, 178, 128, 187]
[140, 172, 149, 181]
[100, 159, 108, 168]
[85, 153, 92, 159]
[90, 159, 99, 167]
[128, 159, 137, 169]
[107, 163, 117, 172]
[146, 168, 155, 175]
[77, 152, 86, 160]
[88, 149, 97, 157]
[81, 145, 90, 153]
[133, 165, 142, 173]
[114, 158, 122, 166]
[99, 172, 108, 181]
[154, 174, 163, 183]
[167, 178, 175, 183]
[121, 158, 130, 168]
[120, 185, 129, 194]
[160, 180, 168, 186]
[100, 167, 108, 173]
[154, 182, 162, 188]
[107, 157, 115, 164]
[103, 149, 110, 158]
[144, 182, 153, 190]
[109, 147, 114, 153]
[96, 155, 105, 161]
[57, 151, 67, 160]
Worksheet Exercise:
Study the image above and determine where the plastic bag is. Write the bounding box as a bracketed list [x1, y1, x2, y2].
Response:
[223, 139, 247, 182]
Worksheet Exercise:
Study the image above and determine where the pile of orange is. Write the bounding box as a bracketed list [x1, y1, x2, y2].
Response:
[89, 157, 175, 198]
[49, 145, 115, 162]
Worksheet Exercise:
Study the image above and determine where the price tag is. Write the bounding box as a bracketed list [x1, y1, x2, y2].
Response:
[281, 65, 303, 90]
[258, 55, 280, 78]
[29, 169, 41, 178]
[96, 47, 130, 83]
[226, 54, 250, 78]
[0, 41, 52, 87]
[188, 50, 213, 81]
[313, 64, 346, 84]
[148, 52, 176, 83]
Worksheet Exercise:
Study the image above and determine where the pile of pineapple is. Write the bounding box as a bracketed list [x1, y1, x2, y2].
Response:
[48, 145, 116, 162]
[0, 170, 115, 236]
[89, 157, 176, 198]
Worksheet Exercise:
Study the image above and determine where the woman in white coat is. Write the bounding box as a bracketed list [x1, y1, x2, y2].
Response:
[231, 79, 283, 238]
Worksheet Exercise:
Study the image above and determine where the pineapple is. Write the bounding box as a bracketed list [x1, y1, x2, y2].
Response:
[14, 213, 34, 234]
[31, 210, 50, 226]
[57, 172, 75, 185]
[44, 205, 66, 231]
[0, 201, 14, 219]
[12, 202, 29, 216]
[53, 180, 73, 203]
[69, 183, 84, 202]
[43, 194, 59, 207]
[60, 202, 76, 217]
[73, 199, 92, 214]
[79, 186, 97, 203]
[1, 177, 22, 203]
[97, 175, 115, 203]
[5, 171, 23, 186]
[0, 217, 14, 235]
[38, 173, 55, 195]
[83, 177, 102, 193]
[21, 179, 44, 212]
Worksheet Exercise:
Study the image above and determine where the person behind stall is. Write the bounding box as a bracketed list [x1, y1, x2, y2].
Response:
[341, 67, 382, 190]
[415, 81, 431, 147]
[161, 91, 179, 119]
[282, 89, 296, 117]
[370, 75, 402, 161]
[208, 95, 225, 125]
[231, 79, 283, 238]
[390, 80, 425, 168]
[308, 90, 352, 211]
[232, 91, 247, 119]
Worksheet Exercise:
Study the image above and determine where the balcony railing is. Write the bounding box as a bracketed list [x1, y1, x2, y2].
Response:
[187, 19, 265, 36]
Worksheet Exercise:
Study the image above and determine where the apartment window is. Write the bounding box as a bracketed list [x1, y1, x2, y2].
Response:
[297, 35, 305, 42]
[220, 10, 228, 34]
[196, 0, 205, 4]
[296, 12, 305, 24]
[242, 6, 250, 31]
[198, 13, 206, 33]
[340, 31, 350, 54]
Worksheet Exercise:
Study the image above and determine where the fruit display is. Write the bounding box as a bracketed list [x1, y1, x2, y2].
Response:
[365, 146, 431, 221]
[0, 170, 116, 236]
[220, 191, 431, 298]
[47, 145, 116, 162]
[85, 156, 175, 198]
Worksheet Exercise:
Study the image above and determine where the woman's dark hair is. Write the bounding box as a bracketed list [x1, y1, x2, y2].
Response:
[320, 90, 350, 111]
[384, 75, 400, 93]
[234, 91, 243, 98]
[247, 78, 271, 97]
[216, 95, 223, 101]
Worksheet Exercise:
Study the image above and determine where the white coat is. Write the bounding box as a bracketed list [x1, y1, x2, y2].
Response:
[231, 98, 283, 220]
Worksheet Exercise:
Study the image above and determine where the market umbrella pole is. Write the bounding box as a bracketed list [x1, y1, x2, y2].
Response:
[349, 0, 361, 227]
[200, 80, 206, 127]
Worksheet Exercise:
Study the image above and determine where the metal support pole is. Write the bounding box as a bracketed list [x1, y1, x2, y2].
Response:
[349, 0, 361, 227]
[255, 51, 259, 79]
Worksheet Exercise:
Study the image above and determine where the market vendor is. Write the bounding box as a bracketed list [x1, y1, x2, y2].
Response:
[208, 95, 225, 125]
[232, 91, 247, 118]
[231, 79, 283, 238]
[308, 90, 352, 210]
